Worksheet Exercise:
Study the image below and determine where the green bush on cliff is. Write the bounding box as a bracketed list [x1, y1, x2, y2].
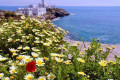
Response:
[0, 16, 120, 80]
[4, 11, 17, 18]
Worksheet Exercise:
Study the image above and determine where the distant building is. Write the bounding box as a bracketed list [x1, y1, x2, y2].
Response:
[38, 2, 56, 9]
[16, 0, 47, 16]
[15, 11, 24, 16]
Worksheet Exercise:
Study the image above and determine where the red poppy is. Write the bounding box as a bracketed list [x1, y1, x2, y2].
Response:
[26, 61, 36, 72]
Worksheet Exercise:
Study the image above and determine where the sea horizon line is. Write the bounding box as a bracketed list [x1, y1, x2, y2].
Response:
[1, 5, 120, 7]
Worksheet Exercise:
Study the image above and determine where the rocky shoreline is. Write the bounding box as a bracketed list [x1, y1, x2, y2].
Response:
[42, 8, 70, 20]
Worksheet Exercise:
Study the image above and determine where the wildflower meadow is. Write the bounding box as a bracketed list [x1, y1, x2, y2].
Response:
[0, 16, 120, 80]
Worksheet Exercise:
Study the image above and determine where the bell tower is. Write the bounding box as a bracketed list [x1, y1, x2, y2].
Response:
[42, 0, 44, 7]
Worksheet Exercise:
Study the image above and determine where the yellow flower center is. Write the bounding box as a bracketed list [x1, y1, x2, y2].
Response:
[44, 57, 49, 61]
[13, 53, 17, 56]
[1, 58, 6, 61]
[27, 76, 32, 79]
[16, 56, 23, 60]
[44, 43, 50, 46]
[26, 59, 31, 62]
[100, 62, 106, 66]
[80, 52, 85, 55]
[10, 76, 14, 79]
[39, 78, 44, 80]
[17, 30, 21, 34]
[35, 41, 39, 43]
[25, 47, 30, 50]
[78, 59, 85, 63]
[12, 70, 17, 73]
[10, 50, 16, 53]
[78, 72, 85, 76]
[4, 79, 8, 80]
[51, 54, 57, 57]
[37, 61, 43, 65]
[57, 59, 63, 63]
[65, 62, 70, 65]
[0, 74, 2, 77]
[52, 57, 56, 60]
[49, 76, 54, 79]
[20, 63, 25, 66]
[8, 39, 12, 42]
[18, 47, 22, 50]
[58, 55, 64, 57]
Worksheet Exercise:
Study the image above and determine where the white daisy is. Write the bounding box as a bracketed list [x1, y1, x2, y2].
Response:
[32, 47, 40, 52]
[8, 38, 13, 42]
[34, 40, 40, 43]
[47, 73, 56, 80]
[64, 60, 72, 65]
[12, 53, 18, 57]
[55, 57, 63, 63]
[9, 48, 18, 53]
[16, 55, 25, 60]
[35, 37, 39, 40]
[2, 77, 10, 80]
[43, 43, 50, 46]
[38, 76, 46, 80]
[23, 46, 30, 50]
[31, 52, 39, 58]
[0, 73, 4, 79]
[17, 46, 22, 50]
[50, 53, 58, 57]
[22, 56, 33, 63]
[36, 58, 45, 66]
[18, 61, 25, 66]
[9, 66, 17, 74]
[0, 55, 7, 61]
[24, 74, 34, 80]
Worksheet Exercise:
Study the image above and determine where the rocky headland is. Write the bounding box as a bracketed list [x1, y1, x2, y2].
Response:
[46, 8, 70, 19]
[0, 8, 70, 20]
[41, 8, 70, 20]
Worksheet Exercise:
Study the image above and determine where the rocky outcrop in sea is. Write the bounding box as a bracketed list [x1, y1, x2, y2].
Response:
[43, 8, 70, 20]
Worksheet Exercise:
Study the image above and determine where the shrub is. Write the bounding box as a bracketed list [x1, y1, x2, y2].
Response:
[4, 11, 17, 18]
[0, 16, 120, 80]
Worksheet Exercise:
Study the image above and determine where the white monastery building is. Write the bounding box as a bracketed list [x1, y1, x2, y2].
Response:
[16, 0, 55, 16]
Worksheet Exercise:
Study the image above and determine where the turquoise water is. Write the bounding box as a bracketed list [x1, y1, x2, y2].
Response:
[1, 6, 120, 44]
[53, 6, 120, 44]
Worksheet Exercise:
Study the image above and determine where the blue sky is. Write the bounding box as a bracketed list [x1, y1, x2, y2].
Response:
[0, 0, 120, 6]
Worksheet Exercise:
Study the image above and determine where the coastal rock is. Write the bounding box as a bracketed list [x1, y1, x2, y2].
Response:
[43, 8, 70, 20]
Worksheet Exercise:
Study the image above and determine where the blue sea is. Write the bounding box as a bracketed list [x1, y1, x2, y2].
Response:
[1, 6, 120, 44]
[0, 6, 27, 11]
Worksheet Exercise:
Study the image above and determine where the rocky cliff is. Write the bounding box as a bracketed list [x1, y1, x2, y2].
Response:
[43, 8, 70, 20]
